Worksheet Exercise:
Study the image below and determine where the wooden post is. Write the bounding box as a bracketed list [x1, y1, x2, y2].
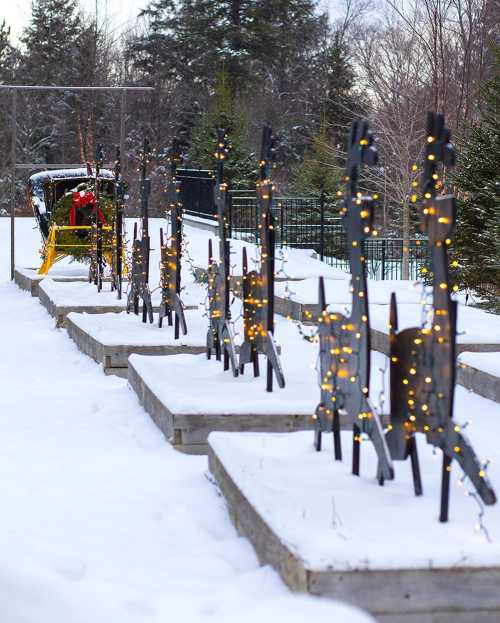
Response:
[319, 189, 325, 262]
[10, 89, 17, 280]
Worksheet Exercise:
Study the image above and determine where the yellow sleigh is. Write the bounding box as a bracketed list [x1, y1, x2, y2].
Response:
[28, 168, 127, 277]
[38, 224, 127, 276]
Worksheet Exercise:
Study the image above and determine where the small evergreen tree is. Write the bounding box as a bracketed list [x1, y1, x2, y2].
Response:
[290, 31, 364, 196]
[453, 51, 500, 312]
[187, 71, 256, 189]
[291, 120, 342, 196]
[320, 32, 364, 146]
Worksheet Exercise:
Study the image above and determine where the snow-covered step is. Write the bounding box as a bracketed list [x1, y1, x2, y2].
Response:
[187, 232, 349, 282]
[38, 278, 203, 327]
[192, 265, 309, 297]
[208, 385, 500, 621]
[66, 311, 207, 377]
[127, 353, 318, 454]
[38, 278, 133, 327]
[274, 278, 421, 322]
[191, 249, 348, 298]
[14, 265, 88, 297]
[458, 352, 500, 403]
[369, 303, 500, 356]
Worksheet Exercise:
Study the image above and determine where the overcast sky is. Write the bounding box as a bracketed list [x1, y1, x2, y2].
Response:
[3, 0, 339, 44]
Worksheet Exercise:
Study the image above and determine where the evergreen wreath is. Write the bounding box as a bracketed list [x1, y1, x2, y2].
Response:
[47, 182, 114, 263]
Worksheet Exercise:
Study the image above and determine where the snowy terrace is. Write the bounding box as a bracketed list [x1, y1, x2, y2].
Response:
[0, 219, 376, 622]
[1, 217, 500, 622]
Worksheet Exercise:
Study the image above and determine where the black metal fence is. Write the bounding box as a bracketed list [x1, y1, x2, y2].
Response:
[228, 190, 340, 250]
[178, 169, 214, 219]
[330, 237, 430, 280]
[228, 190, 429, 281]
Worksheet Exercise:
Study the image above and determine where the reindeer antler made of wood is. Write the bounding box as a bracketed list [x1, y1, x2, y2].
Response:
[314, 119, 394, 483]
[386, 112, 496, 521]
[206, 128, 239, 375]
[126, 138, 154, 323]
[239, 124, 285, 392]
[158, 138, 187, 336]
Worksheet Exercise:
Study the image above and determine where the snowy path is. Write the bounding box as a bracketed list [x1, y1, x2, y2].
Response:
[0, 278, 373, 622]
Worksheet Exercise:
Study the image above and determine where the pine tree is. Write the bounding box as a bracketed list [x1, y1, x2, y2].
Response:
[133, 0, 253, 93]
[134, 0, 323, 95]
[19, 0, 113, 165]
[187, 71, 256, 189]
[249, 0, 323, 91]
[128, 0, 328, 165]
[290, 31, 362, 196]
[0, 20, 18, 214]
[18, 0, 83, 164]
[0, 20, 16, 82]
[320, 32, 364, 146]
[453, 51, 500, 312]
[291, 120, 342, 196]
[21, 0, 82, 85]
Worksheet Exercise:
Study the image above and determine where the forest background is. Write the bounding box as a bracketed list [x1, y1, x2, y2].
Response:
[0, 0, 498, 304]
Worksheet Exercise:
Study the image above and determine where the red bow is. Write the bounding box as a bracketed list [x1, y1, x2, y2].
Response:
[69, 191, 108, 226]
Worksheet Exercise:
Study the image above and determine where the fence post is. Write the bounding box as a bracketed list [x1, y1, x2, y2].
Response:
[319, 190, 325, 262]
[10, 89, 17, 280]
[254, 195, 259, 244]
[279, 202, 284, 248]
[227, 192, 232, 238]
[381, 238, 386, 280]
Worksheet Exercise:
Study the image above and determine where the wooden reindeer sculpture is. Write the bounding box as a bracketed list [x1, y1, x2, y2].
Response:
[158, 138, 187, 336]
[89, 143, 105, 291]
[206, 128, 239, 376]
[111, 146, 125, 299]
[314, 119, 394, 484]
[238, 125, 285, 392]
[127, 138, 154, 323]
[384, 112, 496, 520]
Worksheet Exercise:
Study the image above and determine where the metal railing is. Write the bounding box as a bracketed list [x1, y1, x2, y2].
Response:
[228, 191, 341, 254]
[327, 237, 429, 281]
[228, 190, 429, 281]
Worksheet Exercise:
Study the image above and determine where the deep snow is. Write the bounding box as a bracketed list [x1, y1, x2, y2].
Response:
[0, 220, 376, 621]
[3, 215, 500, 622]
[458, 351, 500, 377]
[67, 310, 208, 348]
[210, 415, 500, 571]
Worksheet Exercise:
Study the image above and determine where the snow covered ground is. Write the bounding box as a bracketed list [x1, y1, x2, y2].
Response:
[210, 409, 500, 571]
[68, 310, 208, 348]
[458, 351, 500, 378]
[2, 216, 499, 622]
[369, 302, 500, 345]
[127, 314, 389, 417]
[39, 278, 205, 311]
[276, 277, 422, 305]
[0, 223, 378, 620]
